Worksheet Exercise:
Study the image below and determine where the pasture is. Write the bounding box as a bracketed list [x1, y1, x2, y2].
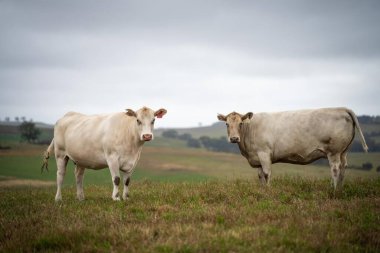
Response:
[1, 177, 379, 252]
[1, 144, 379, 184]
[0, 143, 380, 252]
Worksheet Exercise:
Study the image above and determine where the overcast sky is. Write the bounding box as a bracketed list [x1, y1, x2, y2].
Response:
[1, 0, 379, 128]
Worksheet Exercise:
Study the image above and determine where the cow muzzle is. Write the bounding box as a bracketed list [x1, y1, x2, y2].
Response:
[229, 137, 240, 143]
[142, 134, 153, 141]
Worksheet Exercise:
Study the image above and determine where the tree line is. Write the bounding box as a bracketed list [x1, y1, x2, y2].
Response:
[350, 134, 380, 152]
[357, 115, 380, 124]
[0, 116, 30, 122]
[162, 130, 240, 153]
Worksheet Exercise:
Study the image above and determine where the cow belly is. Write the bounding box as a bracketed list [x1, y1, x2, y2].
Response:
[275, 149, 327, 165]
[75, 159, 107, 170]
[67, 152, 107, 169]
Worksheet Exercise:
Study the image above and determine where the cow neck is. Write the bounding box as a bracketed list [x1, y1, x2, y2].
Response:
[238, 120, 253, 156]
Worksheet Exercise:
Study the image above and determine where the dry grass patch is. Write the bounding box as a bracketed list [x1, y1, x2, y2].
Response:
[0, 176, 54, 187]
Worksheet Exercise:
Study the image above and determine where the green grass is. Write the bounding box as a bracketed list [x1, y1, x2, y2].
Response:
[0, 133, 21, 144]
[0, 144, 379, 252]
[0, 155, 211, 186]
[0, 178, 379, 252]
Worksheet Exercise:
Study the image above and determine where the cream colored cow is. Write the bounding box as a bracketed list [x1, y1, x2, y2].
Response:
[42, 107, 167, 201]
[217, 107, 368, 189]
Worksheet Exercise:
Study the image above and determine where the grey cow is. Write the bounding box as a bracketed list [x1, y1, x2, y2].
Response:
[217, 107, 368, 189]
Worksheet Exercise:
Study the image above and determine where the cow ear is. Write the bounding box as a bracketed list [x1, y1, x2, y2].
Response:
[242, 112, 253, 121]
[217, 114, 227, 121]
[125, 109, 137, 117]
[155, 108, 167, 118]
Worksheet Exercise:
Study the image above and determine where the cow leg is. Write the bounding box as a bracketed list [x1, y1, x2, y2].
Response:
[121, 172, 131, 201]
[75, 166, 85, 201]
[257, 152, 272, 186]
[55, 156, 69, 202]
[257, 167, 267, 185]
[328, 153, 342, 190]
[107, 158, 121, 201]
[120, 161, 137, 200]
[338, 152, 348, 189]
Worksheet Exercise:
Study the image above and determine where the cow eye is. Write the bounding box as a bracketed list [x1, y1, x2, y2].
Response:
[137, 119, 142, 125]
[151, 119, 155, 125]
[226, 123, 229, 127]
[239, 123, 243, 128]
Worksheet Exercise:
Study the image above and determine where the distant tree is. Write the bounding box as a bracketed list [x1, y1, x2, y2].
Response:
[21, 116, 26, 122]
[199, 136, 212, 149]
[312, 158, 329, 166]
[367, 131, 380, 137]
[178, 133, 193, 141]
[362, 162, 373, 171]
[15, 117, 19, 122]
[357, 115, 373, 124]
[358, 115, 380, 124]
[19, 121, 41, 143]
[350, 137, 380, 152]
[187, 138, 201, 148]
[199, 136, 239, 153]
[5, 117, 10, 122]
[162, 130, 178, 139]
[350, 141, 364, 152]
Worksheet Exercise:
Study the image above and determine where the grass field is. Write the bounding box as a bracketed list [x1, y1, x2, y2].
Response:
[1, 145, 379, 187]
[1, 140, 379, 252]
[1, 178, 379, 252]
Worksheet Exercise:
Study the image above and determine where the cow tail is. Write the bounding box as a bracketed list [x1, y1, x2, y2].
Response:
[41, 139, 54, 173]
[346, 109, 368, 152]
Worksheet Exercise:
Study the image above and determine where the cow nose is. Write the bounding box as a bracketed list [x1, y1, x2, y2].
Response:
[230, 137, 240, 143]
[143, 134, 152, 141]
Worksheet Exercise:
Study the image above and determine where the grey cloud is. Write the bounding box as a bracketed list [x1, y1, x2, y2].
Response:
[0, 0, 379, 127]
[2, 0, 380, 66]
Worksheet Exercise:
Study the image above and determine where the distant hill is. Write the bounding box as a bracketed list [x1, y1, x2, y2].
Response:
[155, 122, 226, 139]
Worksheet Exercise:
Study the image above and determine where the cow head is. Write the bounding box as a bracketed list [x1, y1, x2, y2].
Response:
[217, 111, 253, 143]
[126, 107, 167, 142]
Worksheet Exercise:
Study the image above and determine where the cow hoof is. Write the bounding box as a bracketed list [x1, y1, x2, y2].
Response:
[55, 197, 62, 202]
[122, 195, 129, 201]
[113, 197, 121, 201]
[77, 192, 85, 201]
